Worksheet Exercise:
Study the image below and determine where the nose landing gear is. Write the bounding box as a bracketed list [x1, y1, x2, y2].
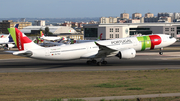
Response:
[159, 48, 163, 55]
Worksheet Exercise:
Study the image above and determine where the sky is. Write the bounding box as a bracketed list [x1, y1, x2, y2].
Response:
[0, 0, 180, 18]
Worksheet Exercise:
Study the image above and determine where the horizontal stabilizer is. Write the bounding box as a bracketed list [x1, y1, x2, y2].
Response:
[5, 51, 17, 54]
[13, 50, 32, 57]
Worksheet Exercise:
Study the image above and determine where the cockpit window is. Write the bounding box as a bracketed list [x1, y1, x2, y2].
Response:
[169, 36, 173, 39]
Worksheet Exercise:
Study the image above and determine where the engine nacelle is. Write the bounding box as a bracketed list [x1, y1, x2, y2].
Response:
[116, 48, 136, 59]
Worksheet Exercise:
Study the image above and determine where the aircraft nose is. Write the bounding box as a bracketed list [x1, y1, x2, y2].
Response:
[172, 37, 177, 42]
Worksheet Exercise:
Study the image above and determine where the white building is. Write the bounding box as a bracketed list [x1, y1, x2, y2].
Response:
[83, 23, 180, 40]
[21, 26, 77, 35]
[34, 20, 46, 26]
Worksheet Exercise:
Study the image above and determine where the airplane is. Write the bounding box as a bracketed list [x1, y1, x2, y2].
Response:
[40, 31, 62, 41]
[0, 34, 15, 50]
[7, 27, 176, 66]
[0, 24, 19, 50]
[0, 34, 9, 38]
[40, 39, 65, 47]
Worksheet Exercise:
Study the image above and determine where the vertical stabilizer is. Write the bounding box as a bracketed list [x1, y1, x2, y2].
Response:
[98, 33, 103, 40]
[8, 28, 42, 51]
[40, 31, 45, 37]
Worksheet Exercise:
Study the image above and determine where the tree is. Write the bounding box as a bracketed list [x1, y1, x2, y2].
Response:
[45, 27, 49, 35]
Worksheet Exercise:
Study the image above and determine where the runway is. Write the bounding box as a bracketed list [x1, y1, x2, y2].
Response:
[0, 41, 180, 73]
[0, 52, 180, 73]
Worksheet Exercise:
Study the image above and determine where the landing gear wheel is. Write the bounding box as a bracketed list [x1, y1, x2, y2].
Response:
[86, 60, 91, 65]
[92, 60, 97, 64]
[97, 62, 101, 66]
[102, 61, 107, 65]
[159, 52, 163, 55]
[159, 48, 163, 55]
[87, 60, 97, 65]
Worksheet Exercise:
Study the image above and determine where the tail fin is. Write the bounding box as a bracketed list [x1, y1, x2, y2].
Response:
[1, 35, 4, 38]
[40, 31, 45, 37]
[57, 37, 64, 43]
[98, 33, 103, 40]
[8, 34, 14, 42]
[8, 28, 42, 51]
[14, 24, 19, 28]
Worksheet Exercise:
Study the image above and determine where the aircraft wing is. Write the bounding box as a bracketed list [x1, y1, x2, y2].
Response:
[42, 40, 65, 46]
[94, 42, 118, 58]
[94, 42, 136, 59]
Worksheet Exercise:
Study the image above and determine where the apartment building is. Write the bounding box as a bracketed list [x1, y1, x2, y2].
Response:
[120, 13, 129, 19]
[34, 20, 45, 26]
[0, 20, 32, 34]
[145, 13, 154, 18]
[132, 13, 142, 19]
[100, 17, 120, 24]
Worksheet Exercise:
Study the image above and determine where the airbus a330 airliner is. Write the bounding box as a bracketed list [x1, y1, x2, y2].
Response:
[8, 28, 176, 65]
[40, 31, 63, 41]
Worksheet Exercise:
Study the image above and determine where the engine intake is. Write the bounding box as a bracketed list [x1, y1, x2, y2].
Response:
[116, 48, 136, 59]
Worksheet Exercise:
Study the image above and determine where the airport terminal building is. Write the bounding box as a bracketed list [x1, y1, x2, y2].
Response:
[83, 23, 180, 40]
[21, 26, 83, 40]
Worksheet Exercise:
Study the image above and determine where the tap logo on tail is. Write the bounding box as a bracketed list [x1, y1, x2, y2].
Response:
[8, 28, 32, 51]
[40, 31, 44, 37]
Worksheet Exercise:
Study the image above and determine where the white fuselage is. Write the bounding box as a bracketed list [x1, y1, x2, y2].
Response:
[28, 34, 176, 60]
[0, 38, 9, 44]
[41, 36, 61, 41]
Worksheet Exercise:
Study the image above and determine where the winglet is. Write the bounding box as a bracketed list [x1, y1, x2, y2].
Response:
[94, 41, 100, 46]
[98, 33, 103, 40]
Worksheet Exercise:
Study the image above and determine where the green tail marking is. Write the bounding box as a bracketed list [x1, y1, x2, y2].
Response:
[8, 28, 17, 46]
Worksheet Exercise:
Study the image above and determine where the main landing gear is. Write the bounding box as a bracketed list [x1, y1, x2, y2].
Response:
[86, 58, 107, 66]
[86, 59, 97, 64]
[159, 48, 163, 55]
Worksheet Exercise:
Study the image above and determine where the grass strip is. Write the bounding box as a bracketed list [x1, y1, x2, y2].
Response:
[0, 69, 180, 101]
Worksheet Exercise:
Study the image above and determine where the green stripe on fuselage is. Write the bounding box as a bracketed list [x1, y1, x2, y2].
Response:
[137, 36, 151, 51]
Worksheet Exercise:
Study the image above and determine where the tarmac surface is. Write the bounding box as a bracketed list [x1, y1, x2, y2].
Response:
[0, 41, 180, 73]
[0, 48, 180, 73]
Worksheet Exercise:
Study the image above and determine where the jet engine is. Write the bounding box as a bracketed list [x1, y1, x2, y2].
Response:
[116, 48, 136, 59]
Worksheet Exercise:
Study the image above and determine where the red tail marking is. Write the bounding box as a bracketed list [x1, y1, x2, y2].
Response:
[100, 33, 103, 40]
[15, 28, 32, 51]
[41, 31, 44, 37]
